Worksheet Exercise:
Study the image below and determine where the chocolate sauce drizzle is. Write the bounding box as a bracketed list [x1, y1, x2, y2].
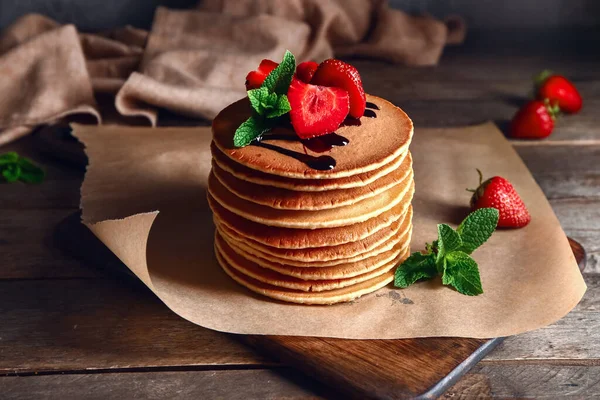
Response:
[251, 139, 336, 171]
[366, 101, 380, 110]
[248, 101, 378, 171]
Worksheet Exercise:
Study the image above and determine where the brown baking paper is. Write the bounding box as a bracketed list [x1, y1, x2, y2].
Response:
[74, 122, 586, 339]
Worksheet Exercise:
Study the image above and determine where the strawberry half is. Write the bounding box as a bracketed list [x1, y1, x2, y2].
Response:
[245, 59, 278, 90]
[296, 61, 319, 83]
[287, 79, 349, 139]
[468, 170, 531, 229]
[311, 59, 366, 118]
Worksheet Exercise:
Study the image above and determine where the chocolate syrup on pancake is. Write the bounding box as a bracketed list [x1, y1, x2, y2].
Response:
[365, 101, 380, 110]
[301, 133, 349, 153]
[363, 109, 377, 118]
[251, 138, 336, 171]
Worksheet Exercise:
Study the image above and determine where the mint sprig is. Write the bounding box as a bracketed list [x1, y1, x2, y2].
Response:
[394, 208, 499, 296]
[233, 50, 296, 147]
[0, 152, 45, 184]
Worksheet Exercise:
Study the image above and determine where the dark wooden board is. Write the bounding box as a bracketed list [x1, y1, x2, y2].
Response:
[54, 213, 586, 399]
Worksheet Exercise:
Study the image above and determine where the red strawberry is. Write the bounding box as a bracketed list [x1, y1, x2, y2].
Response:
[287, 79, 349, 139]
[468, 170, 531, 229]
[296, 61, 319, 83]
[535, 70, 582, 114]
[311, 59, 366, 119]
[509, 100, 559, 139]
[245, 59, 278, 90]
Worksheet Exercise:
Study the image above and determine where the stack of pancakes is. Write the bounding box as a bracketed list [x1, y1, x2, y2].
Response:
[208, 94, 414, 304]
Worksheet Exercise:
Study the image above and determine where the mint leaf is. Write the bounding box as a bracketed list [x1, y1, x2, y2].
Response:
[247, 87, 271, 116]
[266, 95, 291, 119]
[17, 157, 45, 183]
[233, 116, 271, 147]
[0, 152, 18, 165]
[2, 163, 21, 183]
[442, 251, 483, 296]
[262, 50, 295, 95]
[436, 224, 462, 267]
[457, 208, 499, 254]
[394, 252, 438, 288]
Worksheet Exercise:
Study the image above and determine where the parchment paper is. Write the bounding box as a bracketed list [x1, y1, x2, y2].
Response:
[74, 122, 587, 339]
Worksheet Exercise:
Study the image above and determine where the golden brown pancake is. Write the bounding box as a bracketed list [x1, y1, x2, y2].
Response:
[211, 152, 412, 210]
[215, 206, 411, 262]
[211, 141, 407, 192]
[217, 215, 399, 263]
[212, 94, 413, 179]
[216, 234, 410, 292]
[208, 170, 415, 229]
[216, 232, 410, 280]
[219, 220, 413, 268]
[216, 249, 396, 305]
[209, 195, 409, 249]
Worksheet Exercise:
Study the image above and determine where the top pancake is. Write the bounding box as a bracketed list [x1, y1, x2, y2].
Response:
[212, 94, 413, 179]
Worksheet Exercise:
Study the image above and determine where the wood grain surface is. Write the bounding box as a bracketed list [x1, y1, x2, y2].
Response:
[2, 48, 600, 399]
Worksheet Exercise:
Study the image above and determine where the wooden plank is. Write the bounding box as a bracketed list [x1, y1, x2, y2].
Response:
[551, 199, 600, 273]
[516, 145, 600, 200]
[446, 364, 600, 399]
[0, 209, 100, 279]
[0, 369, 332, 400]
[0, 279, 270, 373]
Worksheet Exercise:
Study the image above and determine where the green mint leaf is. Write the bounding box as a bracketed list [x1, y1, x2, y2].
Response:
[17, 157, 45, 184]
[394, 252, 438, 288]
[457, 208, 499, 254]
[233, 116, 271, 148]
[442, 251, 483, 296]
[265, 94, 291, 119]
[247, 87, 271, 116]
[436, 224, 462, 267]
[261, 50, 296, 95]
[0, 152, 19, 165]
[2, 163, 21, 183]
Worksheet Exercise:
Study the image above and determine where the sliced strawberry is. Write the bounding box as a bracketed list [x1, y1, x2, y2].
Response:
[245, 59, 278, 90]
[311, 59, 366, 118]
[296, 61, 319, 83]
[288, 79, 349, 139]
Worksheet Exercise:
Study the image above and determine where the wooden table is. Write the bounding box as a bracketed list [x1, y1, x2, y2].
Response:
[2, 46, 599, 399]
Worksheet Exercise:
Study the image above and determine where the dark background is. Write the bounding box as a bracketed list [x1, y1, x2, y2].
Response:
[1, 0, 599, 33]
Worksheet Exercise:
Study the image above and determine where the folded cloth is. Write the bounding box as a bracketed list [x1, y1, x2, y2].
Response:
[0, 1, 465, 145]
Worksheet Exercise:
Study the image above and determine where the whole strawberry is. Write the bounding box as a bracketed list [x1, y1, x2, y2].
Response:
[468, 170, 531, 228]
[509, 99, 559, 139]
[535, 70, 582, 114]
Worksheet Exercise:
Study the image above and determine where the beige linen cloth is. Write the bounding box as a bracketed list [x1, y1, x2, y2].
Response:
[0, 0, 465, 145]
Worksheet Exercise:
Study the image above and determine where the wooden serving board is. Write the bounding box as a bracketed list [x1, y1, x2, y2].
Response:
[55, 213, 586, 400]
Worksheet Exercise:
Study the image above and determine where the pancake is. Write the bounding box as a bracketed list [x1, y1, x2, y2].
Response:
[216, 233, 410, 280]
[220, 219, 413, 268]
[215, 206, 411, 262]
[209, 195, 409, 249]
[208, 170, 415, 229]
[216, 234, 410, 292]
[212, 94, 413, 179]
[216, 249, 395, 305]
[212, 152, 412, 210]
[211, 141, 408, 192]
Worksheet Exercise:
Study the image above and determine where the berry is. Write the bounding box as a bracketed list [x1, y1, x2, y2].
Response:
[245, 59, 278, 90]
[535, 70, 582, 114]
[509, 100, 558, 139]
[468, 170, 531, 229]
[296, 61, 319, 83]
[311, 59, 366, 118]
[287, 79, 349, 139]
